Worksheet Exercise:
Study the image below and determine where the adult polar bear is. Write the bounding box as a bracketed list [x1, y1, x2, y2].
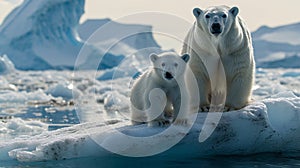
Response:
[182, 5, 255, 111]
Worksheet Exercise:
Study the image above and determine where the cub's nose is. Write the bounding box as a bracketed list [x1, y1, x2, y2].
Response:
[211, 23, 222, 34]
[164, 72, 173, 80]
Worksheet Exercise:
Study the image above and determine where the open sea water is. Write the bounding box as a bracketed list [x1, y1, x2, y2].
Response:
[2, 152, 300, 168]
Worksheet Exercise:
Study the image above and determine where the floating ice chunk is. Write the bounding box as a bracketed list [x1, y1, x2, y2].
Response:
[0, 90, 53, 103]
[97, 69, 126, 81]
[0, 78, 16, 91]
[253, 80, 288, 98]
[270, 91, 298, 99]
[282, 71, 300, 78]
[0, 55, 15, 75]
[0, 118, 48, 140]
[46, 83, 81, 100]
[103, 91, 130, 113]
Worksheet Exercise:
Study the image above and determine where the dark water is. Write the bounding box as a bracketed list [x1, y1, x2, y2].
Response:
[1, 153, 300, 168]
[17, 106, 79, 125]
[0, 105, 80, 130]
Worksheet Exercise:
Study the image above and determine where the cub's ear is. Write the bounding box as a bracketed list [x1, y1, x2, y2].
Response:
[181, 54, 190, 63]
[150, 53, 159, 63]
[229, 6, 239, 17]
[193, 8, 202, 18]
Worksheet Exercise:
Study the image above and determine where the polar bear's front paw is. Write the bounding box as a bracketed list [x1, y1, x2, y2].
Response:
[211, 91, 226, 106]
[148, 119, 170, 127]
[224, 106, 237, 112]
[209, 104, 224, 112]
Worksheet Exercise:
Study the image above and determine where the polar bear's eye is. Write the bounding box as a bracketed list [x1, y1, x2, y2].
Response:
[205, 15, 210, 19]
[222, 14, 227, 18]
[162, 63, 165, 67]
[174, 63, 178, 67]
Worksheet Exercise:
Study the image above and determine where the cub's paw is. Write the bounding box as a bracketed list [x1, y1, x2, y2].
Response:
[199, 105, 210, 112]
[131, 120, 145, 125]
[148, 119, 170, 127]
[173, 118, 189, 126]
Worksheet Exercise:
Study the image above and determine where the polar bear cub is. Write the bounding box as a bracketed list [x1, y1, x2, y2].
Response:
[130, 52, 190, 126]
[182, 5, 255, 111]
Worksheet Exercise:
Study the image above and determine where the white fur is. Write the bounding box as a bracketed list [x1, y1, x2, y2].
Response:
[182, 5, 255, 111]
[130, 52, 190, 126]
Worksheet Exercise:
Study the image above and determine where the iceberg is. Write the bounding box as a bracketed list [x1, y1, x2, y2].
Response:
[97, 48, 163, 80]
[78, 19, 160, 50]
[0, 0, 161, 70]
[253, 23, 300, 45]
[259, 55, 300, 68]
[76, 19, 162, 71]
[252, 23, 300, 67]
[0, 0, 85, 70]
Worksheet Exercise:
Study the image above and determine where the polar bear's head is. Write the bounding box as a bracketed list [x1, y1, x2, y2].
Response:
[150, 52, 190, 82]
[193, 6, 239, 37]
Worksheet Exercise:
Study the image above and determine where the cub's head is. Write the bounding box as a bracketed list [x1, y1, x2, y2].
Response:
[193, 6, 239, 37]
[150, 52, 190, 82]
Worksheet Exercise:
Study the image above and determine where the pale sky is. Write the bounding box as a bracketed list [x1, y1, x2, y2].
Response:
[83, 0, 300, 31]
[1, 0, 300, 51]
[1, 0, 300, 31]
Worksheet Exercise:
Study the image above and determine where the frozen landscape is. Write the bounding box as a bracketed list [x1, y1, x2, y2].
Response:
[1, 0, 300, 167]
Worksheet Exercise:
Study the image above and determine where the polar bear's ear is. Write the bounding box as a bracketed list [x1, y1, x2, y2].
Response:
[150, 53, 159, 63]
[193, 8, 202, 18]
[181, 54, 190, 63]
[229, 7, 239, 17]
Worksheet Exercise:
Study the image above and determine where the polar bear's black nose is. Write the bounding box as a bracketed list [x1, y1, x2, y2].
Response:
[211, 23, 222, 34]
[165, 72, 173, 80]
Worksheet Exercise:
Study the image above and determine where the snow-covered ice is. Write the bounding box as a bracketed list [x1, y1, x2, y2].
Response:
[0, 67, 299, 162]
[1, 93, 300, 162]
